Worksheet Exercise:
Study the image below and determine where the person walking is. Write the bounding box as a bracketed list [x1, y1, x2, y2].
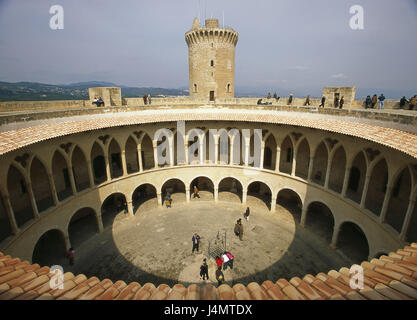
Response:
[365, 95, 371, 109]
[238, 220, 244, 241]
[378, 94, 386, 110]
[193, 185, 200, 199]
[215, 266, 225, 287]
[200, 258, 209, 280]
[192, 233, 200, 253]
[399, 96, 408, 109]
[67, 247, 75, 266]
[225, 251, 234, 269]
[221, 252, 230, 271]
[244, 207, 250, 221]
[234, 219, 241, 237]
[143, 94, 147, 105]
[148, 93, 152, 105]
[339, 96, 344, 109]
[319, 96, 326, 108]
[371, 94, 377, 108]
[304, 95, 311, 106]
[288, 94, 293, 105]
[215, 255, 223, 269]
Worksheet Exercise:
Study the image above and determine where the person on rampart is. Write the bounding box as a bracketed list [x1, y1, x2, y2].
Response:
[365, 95, 371, 109]
[339, 96, 344, 109]
[378, 94, 386, 110]
[319, 96, 326, 108]
[334, 96, 339, 108]
[148, 93, 152, 105]
[304, 95, 311, 106]
[288, 94, 293, 105]
[408, 95, 416, 110]
[371, 94, 377, 108]
[143, 94, 147, 105]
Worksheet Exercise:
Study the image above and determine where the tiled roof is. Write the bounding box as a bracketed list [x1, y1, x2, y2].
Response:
[1, 243, 417, 300]
[0, 109, 417, 158]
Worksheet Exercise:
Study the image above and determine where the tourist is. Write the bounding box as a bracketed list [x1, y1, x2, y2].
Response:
[225, 251, 234, 269]
[215, 266, 225, 287]
[215, 255, 223, 269]
[200, 258, 209, 280]
[243, 207, 250, 221]
[399, 96, 408, 109]
[257, 98, 263, 105]
[304, 95, 311, 106]
[409, 95, 416, 110]
[365, 95, 371, 109]
[164, 193, 172, 208]
[148, 93, 152, 105]
[273, 92, 279, 101]
[193, 185, 200, 198]
[319, 96, 326, 108]
[339, 96, 344, 109]
[143, 94, 147, 105]
[371, 94, 378, 108]
[192, 233, 200, 253]
[221, 252, 230, 271]
[67, 247, 75, 266]
[238, 220, 244, 241]
[92, 97, 98, 106]
[378, 93, 386, 110]
[97, 97, 104, 107]
[288, 94, 293, 105]
[334, 96, 339, 108]
[234, 219, 241, 237]
[267, 92, 271, 99]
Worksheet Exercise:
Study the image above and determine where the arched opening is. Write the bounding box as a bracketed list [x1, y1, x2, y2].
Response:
[68, 208, 99, 249]
[276, 189, 303, 223]
[264, 135, 277, 170]
[132, 184, 158, 214]
[101, 193, 127, 229]
[52, 151, 72, 201]
[336, 222, 369, 263]
[72, 146, 90, 192]
[406, 199, 417, 243]
[125, 137, 139, 174]
[91, 142, 107, 184]
[0, 193, 12, 243]
[329, 146, 346, 193]
[194, 84, 198, 93]
[141, 134, 155, 170]
[279, 136, 293, 174]
[161, 179, 186, 204]
[295, 139, 310, 179]
[312, 142, 328, 186]
[386, 168, 412, 233]
[30, 157, 53, 213]
[190, 177, 214, 200]
[109, 139, 123, 179]
[305, 202, 334, 243]
[32, 229, 66, 266]
[7, 165, 34, 227]
[218, 177, 243, 203]
[346, 152, 367, 203]
[247, 181, 272, 210]
[365, 159, 388, 216]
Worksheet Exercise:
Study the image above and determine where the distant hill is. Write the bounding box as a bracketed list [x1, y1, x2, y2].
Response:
[0, 81, 188, 101]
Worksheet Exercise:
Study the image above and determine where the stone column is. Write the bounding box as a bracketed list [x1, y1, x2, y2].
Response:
[2, 193, 19, 235]
[214, 140, 219, 165]
[96, 214, 104, 233]
[300, 205, 308, 227]
[324, 160, 332, 189]
[184, 142, 189, 165]
[27, 182, 40, 219]
[229, 138, 235, 165]
[379, 186, 393, 224]
[259, 142, 265, 169]
[137, 146, 143, 172]
[47, 171, 59, 206]
[330, 225, 340, 249]
[243, 137, 250, 167]
[169, 137, 175, 166]
[87, 160, 95, 187]
[307, 157, 315, 181]
[214, 187, 219, 203]
[126, 200, 134, 218]
[186, 187, 191, 203]
[153, 140, 159, 169]
[360, 174, 372, 209]
[275, 147, 281, 172]
[291, 150, 296, 176]
[68, 165, 77, 194]
[121, 150, 127, 176]
[104, 155, 111, 180]
[157, 192, 162, 207]
[270, 195, 277, 212]
[341, 167, 351, 197]
[400, 199, 416, 241]
[242, 187, 247, 205]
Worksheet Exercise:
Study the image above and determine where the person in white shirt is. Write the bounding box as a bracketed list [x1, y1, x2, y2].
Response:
[221, 252, 230, 270]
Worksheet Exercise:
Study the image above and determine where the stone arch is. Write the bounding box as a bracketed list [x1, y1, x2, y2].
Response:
[68, 207, 99, 249]
[365, 158, 388, 216]
[30, 157, 54, 213]
[328, 146, 347, 193]
[312, 142, 328, 186]
[91, 142, 107, 184]
[109, 139, 123, 179]
[52, 150, 72, 201]
[141, 134, 155, 170]
[336, 221, 369, 263]
[373, 252, 388, 259]
[101, 193, 127, 229]
[71, 146, 90, 192]
[0, 191, 12, 243]
[190, 176, 215, 200]
[132, 183, 158, 214]
[346, 151, 367, 203]
[279, 135, 293, 174]
[305, 201, 335, 243]
[7, 164, 33, 227]
[276, 188, 303, 222]
[32, 228, 67, 266]
[218, 177, 243, 203]
[125, 136, 139, 174]
[161, 178, 186, 204]
[385, 166, 412, 233]
[247, 181, 272, 210]
[295, 138, 310, 179]
[263, 134, 277, 170]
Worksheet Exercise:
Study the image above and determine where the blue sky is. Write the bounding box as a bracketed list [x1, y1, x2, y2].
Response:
[0, 0, 416, 98]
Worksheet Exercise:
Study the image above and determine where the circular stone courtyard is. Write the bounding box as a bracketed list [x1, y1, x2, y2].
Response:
[51, 191, 355, 287]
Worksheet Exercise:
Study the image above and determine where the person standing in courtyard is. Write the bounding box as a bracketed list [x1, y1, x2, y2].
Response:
[221, 252, 230, 271]
[67, 247, 75, 266]
[200, 258, 209, 280]
[234, 219, 241, 237]
[244, 207, 250, 221]
[238, 220, 244, 241]
[339, 96, 344, 109]
[319, 96, 326, 108]
[216, 266, 225, 287]
[193, 185, 200, 199]
[378, 93, 386, 110]
[192, 233, 200, 253]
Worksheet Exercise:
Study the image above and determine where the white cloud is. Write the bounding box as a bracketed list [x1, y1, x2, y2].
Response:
[330, 73, 348, 79]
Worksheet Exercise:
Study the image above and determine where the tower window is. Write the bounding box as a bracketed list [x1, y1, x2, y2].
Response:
[194, 84, 198, 93]
[227, 83, 231, 93]
[210, 60, 214, 67]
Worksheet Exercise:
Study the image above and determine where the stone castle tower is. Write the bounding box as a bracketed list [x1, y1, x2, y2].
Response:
[185, 18, 238, 102]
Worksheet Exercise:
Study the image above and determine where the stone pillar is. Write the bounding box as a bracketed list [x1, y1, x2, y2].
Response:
[270, 195, 276, 212]
[242, 187, 247, 204]
[64, 234, 71, 251]
[341, 167, 351, 197]
[400, 199, 416, 241]
[186, 187, 191, 203]
[243, 137, 250, 166]
[169, 137, 175, 166]
[47, 172, 59, 206]
[259, 142, 265, 169]
[157, 192, 162, 207]
[87, 160, 95, 187]
[121, 150, 127, 176]
[153, 140, 158, 169]
[275, 147, 281, 172]
[27, 182, 40, 219]
[379, 186, 393, 224]
[324, 160, 332, 189]
[126, 201, 134, 218]
[360, 174, 372, 209]
[214, 187, 219, 203]
[137, 146, 143, 172]
[2, 193, 19, 235]
[230, 138, 235, 165]
[96, 214, 104, 233]
[214, 140, 219, 165]
[330, 225, 340, 249]
[184, 142, 189, 165]
[307, 157, 315, 181]
[300, 205, 308, 227]
[291, 150, 296, 176]
[68, 165, 77, 194]
[104, 155, 111, 180]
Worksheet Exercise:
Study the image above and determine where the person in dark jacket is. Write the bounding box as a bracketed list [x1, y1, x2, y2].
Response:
[319, 96, 326, 108]
[238, 220, 244, 241]
[365, 95, 371, 109]
[371, 94, 377, 108]
[215, 266, 225, 286]
[234, 220, 241, 236]
[192, 233, 200, 253]
[304, 95, 311, 106]
[200, 258, 209, 280]
[143, 94, 147, 105]
[288, 94, 293, 105]
[339, 96, 344, 109]
[244, 207, 250, 221]
[378, 94, 386, 110]
[399, 96, 408, 109]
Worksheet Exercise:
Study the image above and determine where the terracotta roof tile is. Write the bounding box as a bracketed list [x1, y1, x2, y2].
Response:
[115, 282, 141, 300]
[133, 287, 151, 300]
[0, 287, 24, 300]
[185, 284, 201, 300]
[96, 286, 121, 300]
[290, 277, 325, 300]
[374, 283, 413, 300]
[387, 280, 417, 299]
[276, 279, 306, 300]
[78, 283, 106, 300]
[217, 284, 235, 300]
